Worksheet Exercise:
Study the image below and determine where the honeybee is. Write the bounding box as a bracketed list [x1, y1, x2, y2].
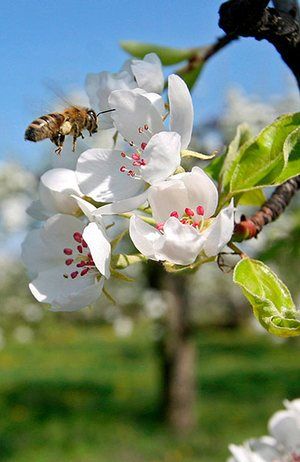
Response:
[25, 107, 114, 154]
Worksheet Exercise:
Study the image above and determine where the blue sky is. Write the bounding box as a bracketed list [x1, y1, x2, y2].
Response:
[1, 0, 297, 169]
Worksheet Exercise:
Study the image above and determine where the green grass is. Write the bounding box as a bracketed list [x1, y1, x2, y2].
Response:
[0, 324, 299, 462]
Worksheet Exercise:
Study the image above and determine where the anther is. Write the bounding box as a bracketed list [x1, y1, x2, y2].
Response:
[82, 239, 88, 248]
[65, 259, 73, 266]
[73, 232, 82, 243]
[120, 166, 126, 173]
[77, 245, 83, 253]
[141, 142, 147, 150]
[144, 124, 149, 130]
[170, 211, 179, 218]
[121, 152, 126, 158]
[138, 127, 143, 133]
[196, 205, 204, 216]
[76, 261, 86, 268]
[80, 268, 89, 276]
[71, 271, 79, 279]
[132, 153, 140, 161]
[63, 248, 73, 255]
[185, 208, 194, 217]
[156, 222, 164, 231]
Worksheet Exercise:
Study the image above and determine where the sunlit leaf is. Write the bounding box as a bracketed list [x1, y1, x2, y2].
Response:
[237, 189, 266, 206]
[176, 62, 204, 90]
[230, 113, 300, 194]
[233, 258, 300, 337]
[205, 154, 225, 182]
[274, 127, 300, 183]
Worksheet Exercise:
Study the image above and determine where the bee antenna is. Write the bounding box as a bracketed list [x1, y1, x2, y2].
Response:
[96, 109, 116, 117]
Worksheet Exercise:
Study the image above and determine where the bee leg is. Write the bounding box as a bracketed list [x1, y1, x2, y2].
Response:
[52, 133, 65, 155]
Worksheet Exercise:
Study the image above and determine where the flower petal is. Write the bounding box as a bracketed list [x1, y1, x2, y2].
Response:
[83, 222, 111, 279]
[108, 90, 164, 146]
[175, 166, 219, 218]
[26, 200, 51, 221]
[130, 53, 164, 94]
[141, 132, 181, 184]
[39, 168, 82, 215]
[29, 265, 104, 311]
[269, 409, 300, 451]
[148, 179, 188, 223]
[202, 200, 235, 257]
[86, 70, 136, 129]
[153, 217, 205, 265]
[94, 189, 149, 215]
[76, 148, 144, 202]
[168, 74, 193, 150]
[129, 215, 161, 259]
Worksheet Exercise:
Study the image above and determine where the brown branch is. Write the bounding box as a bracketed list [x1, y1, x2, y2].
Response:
[233, 176, 300, 241]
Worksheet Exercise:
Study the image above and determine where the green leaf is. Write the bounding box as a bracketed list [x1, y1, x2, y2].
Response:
[274, 127, 300, 184]
[230, 113, 300, 194]
[181, 149, 215, 160]
[221, 123, 252, 189]
[233, 258, 300, 337]
[237, 189, 266, 206]
[120, 41, 196, 65]
[112, 254, 147, 269]
[205, 154, 225, 182]
[176, 62, 204, 90]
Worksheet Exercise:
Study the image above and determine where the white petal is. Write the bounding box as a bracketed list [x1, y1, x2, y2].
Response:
[249, 437, 282, 461]
[86, 70, 136, 129]
[148, 179, 188, 223]
[73, 196, 96, 222]
[203, 200, 235, 257]
[228, 444, 265, 462]
[83, 222, 111, 279]
[175, 166, 219, 218]
[269, 409, 300, 451]
[26, 200, 51, 221]
[94, 189, 149, 215]
[108, 90, 164, 146]
[30, 265, 103, 311]
[129, 215, 161, 259]
[76, 148, 144, 202]
[22, 228, 58, 277]
[153, 217, 205, 265]
[131, 53, 164, 94]
[141, 132, 181, 184]
[39, 168, 82, 215]
[168, 74, 194, 150]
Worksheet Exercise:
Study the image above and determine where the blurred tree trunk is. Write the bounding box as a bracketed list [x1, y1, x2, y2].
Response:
[160, 272, 197, 434]
[145, 262, 197, 434]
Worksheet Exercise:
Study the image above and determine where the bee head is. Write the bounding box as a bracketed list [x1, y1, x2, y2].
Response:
[87, 109, 98, 134]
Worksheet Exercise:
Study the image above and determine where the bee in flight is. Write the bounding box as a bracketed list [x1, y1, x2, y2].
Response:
[25, 106, 115, 154]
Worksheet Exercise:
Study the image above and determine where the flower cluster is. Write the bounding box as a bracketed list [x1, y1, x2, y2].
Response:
[228, 399, 300, 462]
[22, 53, 235, 311]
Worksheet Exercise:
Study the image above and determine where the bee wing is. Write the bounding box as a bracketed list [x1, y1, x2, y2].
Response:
[43, 79, 89, 111]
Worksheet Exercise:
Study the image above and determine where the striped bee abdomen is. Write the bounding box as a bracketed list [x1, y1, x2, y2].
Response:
[25, 113, 65, 142]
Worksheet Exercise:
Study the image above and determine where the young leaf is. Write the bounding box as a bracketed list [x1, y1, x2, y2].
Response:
[120, 41, 197, 65]
[205, 154, 225, 182]
[274, 127, 300, 184]
[230, 113, 300, 194]
[237, 189, 266, 206]
[221, 123, 252, 189]
[233, 258, 300, 337]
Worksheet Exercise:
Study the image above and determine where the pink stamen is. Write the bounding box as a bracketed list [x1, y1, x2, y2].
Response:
[65, 259, 73, 266]
[138, 127, 143, 133]
[127, 170, 135, 177]
[185, 208, 194, 217]
[170, 211, 179, 218]
[144, 124, 149, 130]
[196, 205, 204, 216]
[63, 274, 68, 279]
[121, 152, 126, 158]
[140, 159, 146, 166]
[132, 161, 141, 167]
[181, 219, 188, 224]
[141, 142, 147, 150]
[129, 141, 134, 147]
[73, 232, 82, 243]
[132, 153, 140, 161]
[63, 248, 73, 255]
[120, 166, 126, 173]
[82, 239, 88, 248]
[156, 222, 164, 231]
[80, 268, 89, 276]
[192, 222, 199, 228]
[71, 271, 78, 279]
[77, 245, 83, 253]
[76, 261, 86, 268]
